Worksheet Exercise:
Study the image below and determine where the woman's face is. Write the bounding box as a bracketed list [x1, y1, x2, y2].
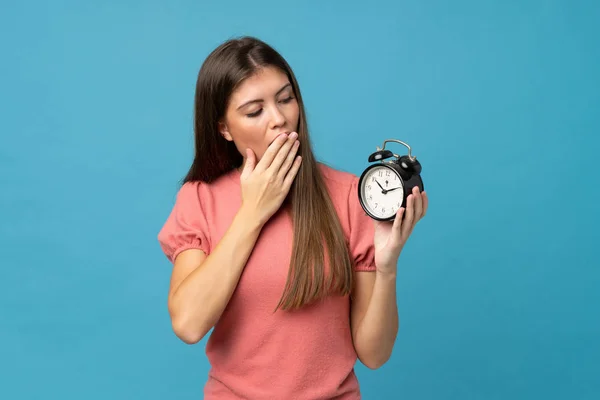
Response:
[219, 66, 300, 164]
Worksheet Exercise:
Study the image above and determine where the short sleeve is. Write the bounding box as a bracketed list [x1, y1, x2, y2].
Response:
[348, 176, 377, 272]
[157, 182, 211, 263]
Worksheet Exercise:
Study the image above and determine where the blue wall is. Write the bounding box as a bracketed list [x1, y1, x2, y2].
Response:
[1, 0, 598, 398]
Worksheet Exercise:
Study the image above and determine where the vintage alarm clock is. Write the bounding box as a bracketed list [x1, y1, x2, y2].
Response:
[358, 139, 424, 221]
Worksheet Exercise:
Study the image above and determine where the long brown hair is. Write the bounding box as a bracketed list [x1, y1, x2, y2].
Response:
[183, 36, 353, 311]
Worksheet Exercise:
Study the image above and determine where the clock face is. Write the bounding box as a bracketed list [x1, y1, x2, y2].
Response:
[360, 165, 404, 220]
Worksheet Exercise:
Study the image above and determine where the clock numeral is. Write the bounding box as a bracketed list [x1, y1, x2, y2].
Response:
[374, 203, 378, 209]
[378, 171, 383, 177]
[382, 207, 386, 213]
[367, 184, 372, 190]
[386, 171, 390, 177]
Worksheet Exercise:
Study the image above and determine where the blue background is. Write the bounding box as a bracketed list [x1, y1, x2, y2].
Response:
[1, 0, 598, 399]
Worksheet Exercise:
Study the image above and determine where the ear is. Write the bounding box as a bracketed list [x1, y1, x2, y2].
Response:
[218, 120, 233, 142]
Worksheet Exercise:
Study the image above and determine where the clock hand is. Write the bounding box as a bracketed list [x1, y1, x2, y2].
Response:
[386, 186, 402, 192]
[375, 179, 388, 194]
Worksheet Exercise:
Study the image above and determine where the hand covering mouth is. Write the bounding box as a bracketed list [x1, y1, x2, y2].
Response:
[270, 132, 292, 146]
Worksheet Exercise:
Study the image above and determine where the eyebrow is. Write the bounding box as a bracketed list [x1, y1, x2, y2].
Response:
[236, 83, 292, 110]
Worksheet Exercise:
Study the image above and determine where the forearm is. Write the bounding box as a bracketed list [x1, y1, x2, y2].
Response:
[354, 271, 399, 368]
[169, 207, 263, 342]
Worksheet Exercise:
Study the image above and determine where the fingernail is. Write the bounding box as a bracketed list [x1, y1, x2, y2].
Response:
[290, 131, 298, 139]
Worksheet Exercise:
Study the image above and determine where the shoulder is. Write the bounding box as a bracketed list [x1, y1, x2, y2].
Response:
[175, 169, 237, 204]
[171, 181, 207, 212]
[317, 162, 375, 260]
[157, 180, 215, 262]
[317, 162, 360, 190]
[317, 162, 363, 214]
[176, 180, 202, 198]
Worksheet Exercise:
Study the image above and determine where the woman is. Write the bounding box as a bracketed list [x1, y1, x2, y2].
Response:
[157, 36, 428, 399]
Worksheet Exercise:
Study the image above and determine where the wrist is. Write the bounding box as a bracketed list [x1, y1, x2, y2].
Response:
[375, 267, 397, 280]
[236, 205, 265, 233]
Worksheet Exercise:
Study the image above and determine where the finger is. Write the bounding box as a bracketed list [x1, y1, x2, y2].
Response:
[269, 132, 298, 173]
[283, 155, 302, 188]
[255, 133, 289, 172]
[421, 191, 428, 217]
[413, 186, 423, 221]
[401, 194, 415, 238]
[240, 148, 256, 179]
[393, 207, 405, 236]
[277, 139, 300, 180]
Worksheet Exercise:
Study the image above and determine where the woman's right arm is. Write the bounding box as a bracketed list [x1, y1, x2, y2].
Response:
[167, 207, 263, 344]
[167, 132, 301, 344]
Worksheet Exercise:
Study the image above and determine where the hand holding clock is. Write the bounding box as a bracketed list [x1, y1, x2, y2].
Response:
[358, 139, 427, 274]
[373, 186, 428, 274]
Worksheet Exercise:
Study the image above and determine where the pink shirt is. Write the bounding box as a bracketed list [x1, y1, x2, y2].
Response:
[158, 163, 376, 399]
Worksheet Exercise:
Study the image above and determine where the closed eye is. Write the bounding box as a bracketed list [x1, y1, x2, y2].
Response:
[246, 97, 295, 118]
[247, 109, 262, 118]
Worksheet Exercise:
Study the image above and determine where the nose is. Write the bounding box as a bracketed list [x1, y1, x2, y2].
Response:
[268, 104, 286, 130]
